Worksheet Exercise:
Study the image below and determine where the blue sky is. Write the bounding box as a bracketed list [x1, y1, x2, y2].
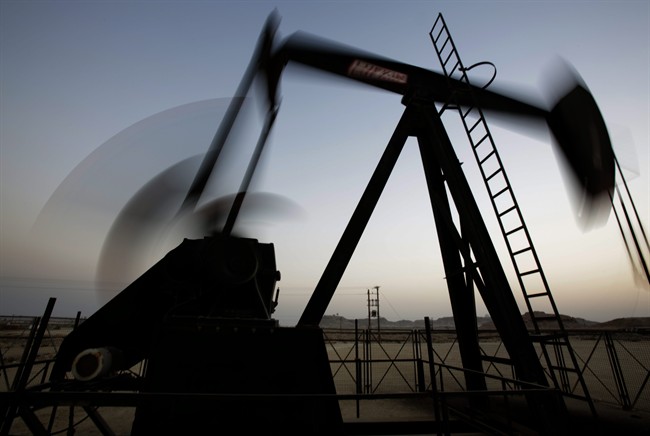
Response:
[1, 1, 648, 325]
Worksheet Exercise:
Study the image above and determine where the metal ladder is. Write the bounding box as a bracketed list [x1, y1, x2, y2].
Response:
[429, 13, 596, 414]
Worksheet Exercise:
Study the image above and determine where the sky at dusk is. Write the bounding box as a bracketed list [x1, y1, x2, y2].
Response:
[1, 1, 648, 326]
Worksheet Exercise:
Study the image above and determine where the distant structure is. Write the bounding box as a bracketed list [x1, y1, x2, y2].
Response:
[367, 286, 381, 340]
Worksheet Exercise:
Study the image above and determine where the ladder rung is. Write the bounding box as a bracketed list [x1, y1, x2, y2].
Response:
[479, 149, 494, 165]
[505, 225, 524, 236]
[498, 205, 517, 217]
[468, 118, 483, 133]
[526, 291, 548, 298]
[439, 36, 451, 54]
[433, 26, 445, 44]
[475, 135, 491, 151]
[512, 246, 532, 256]
[442, 49, 455, 68]
[485, 168, 502, 182]
[448, 61, 461, 78]
[491, 186, 509, 199]
[519, 268, 540, 277]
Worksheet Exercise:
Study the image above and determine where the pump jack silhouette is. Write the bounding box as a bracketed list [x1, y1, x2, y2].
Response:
[4, 10, 647, 436]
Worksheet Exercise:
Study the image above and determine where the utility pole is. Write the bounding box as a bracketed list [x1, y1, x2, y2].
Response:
[367, 286, 380, 341]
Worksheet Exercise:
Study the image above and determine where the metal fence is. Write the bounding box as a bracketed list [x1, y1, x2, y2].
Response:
[322, 325, 650, 412]
[1, 315, 649, 424]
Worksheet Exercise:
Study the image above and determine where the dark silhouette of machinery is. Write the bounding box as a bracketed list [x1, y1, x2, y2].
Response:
[19, 10, 644, 435]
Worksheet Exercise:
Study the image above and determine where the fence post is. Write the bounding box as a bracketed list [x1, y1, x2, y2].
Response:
[364, 328, 372, 393]
[425, 317, 446, 436]
[354, 319, 361, 418]
[414, 329, 426, 392]
[604, 332, 632, 409]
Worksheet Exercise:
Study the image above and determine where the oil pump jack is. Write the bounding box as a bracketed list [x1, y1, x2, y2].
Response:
[41, 10, 618, 435]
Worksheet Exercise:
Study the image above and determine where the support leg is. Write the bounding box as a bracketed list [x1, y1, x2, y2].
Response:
[417, 135, 487, 392]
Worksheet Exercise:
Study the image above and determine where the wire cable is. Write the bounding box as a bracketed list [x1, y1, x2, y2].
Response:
[460, 61, 497, 89]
